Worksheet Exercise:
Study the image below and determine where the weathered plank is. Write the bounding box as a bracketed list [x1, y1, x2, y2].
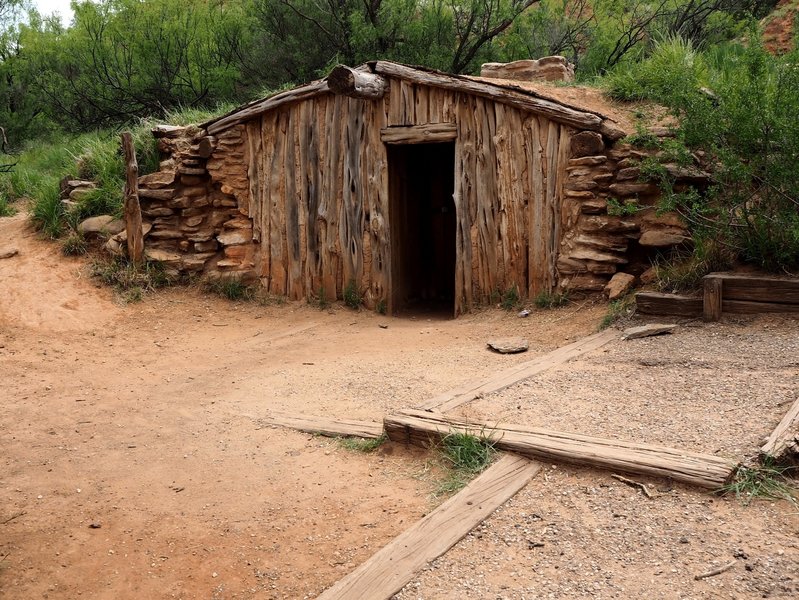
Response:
[635, 292, 703, 317]
[318, 454, 542, 600]
[385, 410, 737, 489]
[380, 123, 457, 144]
[418, 328, 618, 412]
[708, 273, 799, 304]
[375, 62, 602, 130]
[761, 398, 799, 465]
[722, 299, 799, 314]
[260, 412, 383, 439]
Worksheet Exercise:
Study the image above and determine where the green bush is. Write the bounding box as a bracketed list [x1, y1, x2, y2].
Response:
[604, 33, 799, 274]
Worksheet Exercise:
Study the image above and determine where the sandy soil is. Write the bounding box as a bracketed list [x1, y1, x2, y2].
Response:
[1, 211, 798, 599]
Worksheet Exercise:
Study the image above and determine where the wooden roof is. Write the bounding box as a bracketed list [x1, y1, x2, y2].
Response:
[203, 61, 630, 137]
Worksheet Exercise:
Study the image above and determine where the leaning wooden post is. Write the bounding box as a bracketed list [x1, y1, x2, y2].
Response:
[121, 132, 144, 266]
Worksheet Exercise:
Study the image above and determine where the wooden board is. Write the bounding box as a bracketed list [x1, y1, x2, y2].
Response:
[722, 299, 799, 314]
[703, 273, 723, 321]
[260, 412, 384, 439]
[318, 454, 541, 599]
[761, 397, 799, 465]
[707, 273, 799, 304]
[635, 292, 703, 317]
[384, 409, 737, 489]
[418, 329, 618, 412]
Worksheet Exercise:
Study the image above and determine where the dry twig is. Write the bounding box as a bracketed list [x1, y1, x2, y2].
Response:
[694, 560, 736, 580]
[611, 473, 654, 498]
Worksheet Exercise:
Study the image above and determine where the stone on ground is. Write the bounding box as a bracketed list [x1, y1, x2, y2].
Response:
[622, 323, 677, 340]
[487, 338, 529, 354]
[604, 272, 635, 300]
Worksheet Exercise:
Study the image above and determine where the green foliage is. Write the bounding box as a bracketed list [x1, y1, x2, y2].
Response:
[599, 294, 636, 329]
[20, 0, 249, 130]
[61, 231, 87, 256]
[0, 193, 14, 216]
[534, 290, 570, 308]
[606, 33, 799, 273]
[337, 434, 388, 453]
[436, 430, 497, 494]
[720, 460, 797, 505]
[205, 277, 257, 301]
[500, 284, 520, 310]
[343, 279, 362, 309]
[652, 245, 732, 293]
[91, 256, 174, 300]
[606, 197, 642, 216]
[376, 298, 387, 315]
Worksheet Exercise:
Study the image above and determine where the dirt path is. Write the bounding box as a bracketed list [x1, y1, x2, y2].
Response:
[1, 213, 798, 599]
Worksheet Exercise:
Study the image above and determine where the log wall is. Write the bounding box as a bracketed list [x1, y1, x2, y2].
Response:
[229, 80, 571, 313]
[133, 75, 709, 312]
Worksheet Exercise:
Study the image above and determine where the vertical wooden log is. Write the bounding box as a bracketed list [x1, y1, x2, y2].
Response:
[121, 132, 144, 265]
[703, 275, 723, 321]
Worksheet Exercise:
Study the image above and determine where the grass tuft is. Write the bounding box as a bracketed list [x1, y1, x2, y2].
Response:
[0, 194, 15, 217]
[337, 434, 387, 453]
[720, 461, 797, 506]
[435, 430, 497, 495]
[534, 290, 569, 309]
[599, 294, 636, 330]
[91, 256, 174, 300]
[61, 231, 88, 256]
[500, 285, 520, 310]
[343, 279, 362, 309]
[205, 277, 256, 301]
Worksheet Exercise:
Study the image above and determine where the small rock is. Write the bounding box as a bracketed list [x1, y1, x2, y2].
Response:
[0, 247, 19, 260]
[604, 272, 635, 300]
[89, 522, 102, 529]
[487, 338, 529, 354]
[622, 323, 677, 340]
[78, 215, 115, 236]
[638, 230, 689, 247]
[518, 309, 530, 318]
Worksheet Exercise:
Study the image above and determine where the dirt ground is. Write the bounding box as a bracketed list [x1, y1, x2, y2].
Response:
[1, 211, 798, 599]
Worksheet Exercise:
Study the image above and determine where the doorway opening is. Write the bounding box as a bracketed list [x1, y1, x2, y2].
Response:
[388, 142, 456, 316]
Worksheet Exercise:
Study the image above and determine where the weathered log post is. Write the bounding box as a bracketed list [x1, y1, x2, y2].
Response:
[327, 65, 388, 99]
[120, 132, 144, 265]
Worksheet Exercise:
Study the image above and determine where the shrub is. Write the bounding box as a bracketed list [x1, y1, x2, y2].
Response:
[343, 279, 362, 309]
[605, 33, 799, 274]
[205, 277, 257, 301]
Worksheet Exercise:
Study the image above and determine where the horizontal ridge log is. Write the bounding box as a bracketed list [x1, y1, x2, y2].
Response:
[384, 409, 737, 489]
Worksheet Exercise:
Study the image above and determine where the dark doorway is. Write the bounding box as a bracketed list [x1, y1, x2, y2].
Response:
[388, 142, 456, 316]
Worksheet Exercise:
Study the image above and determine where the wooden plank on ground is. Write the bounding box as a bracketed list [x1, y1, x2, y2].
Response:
[418, 329, 617, 412]
[260, 412, 384, 439]
[635, 292, 703, 317]
[384, 409, 737, 489]
[761, 397, 799, 465]
[318, 454, 542, 600]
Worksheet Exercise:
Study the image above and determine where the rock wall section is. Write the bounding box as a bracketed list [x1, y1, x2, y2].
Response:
[135, 125, 259, 281]
[557, 130, 707, 292]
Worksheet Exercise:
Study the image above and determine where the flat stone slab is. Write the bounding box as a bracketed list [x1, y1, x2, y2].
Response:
[622, 323, 677, 340]
[0, 247, 19, 259]
[487, 338, 529, 354]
